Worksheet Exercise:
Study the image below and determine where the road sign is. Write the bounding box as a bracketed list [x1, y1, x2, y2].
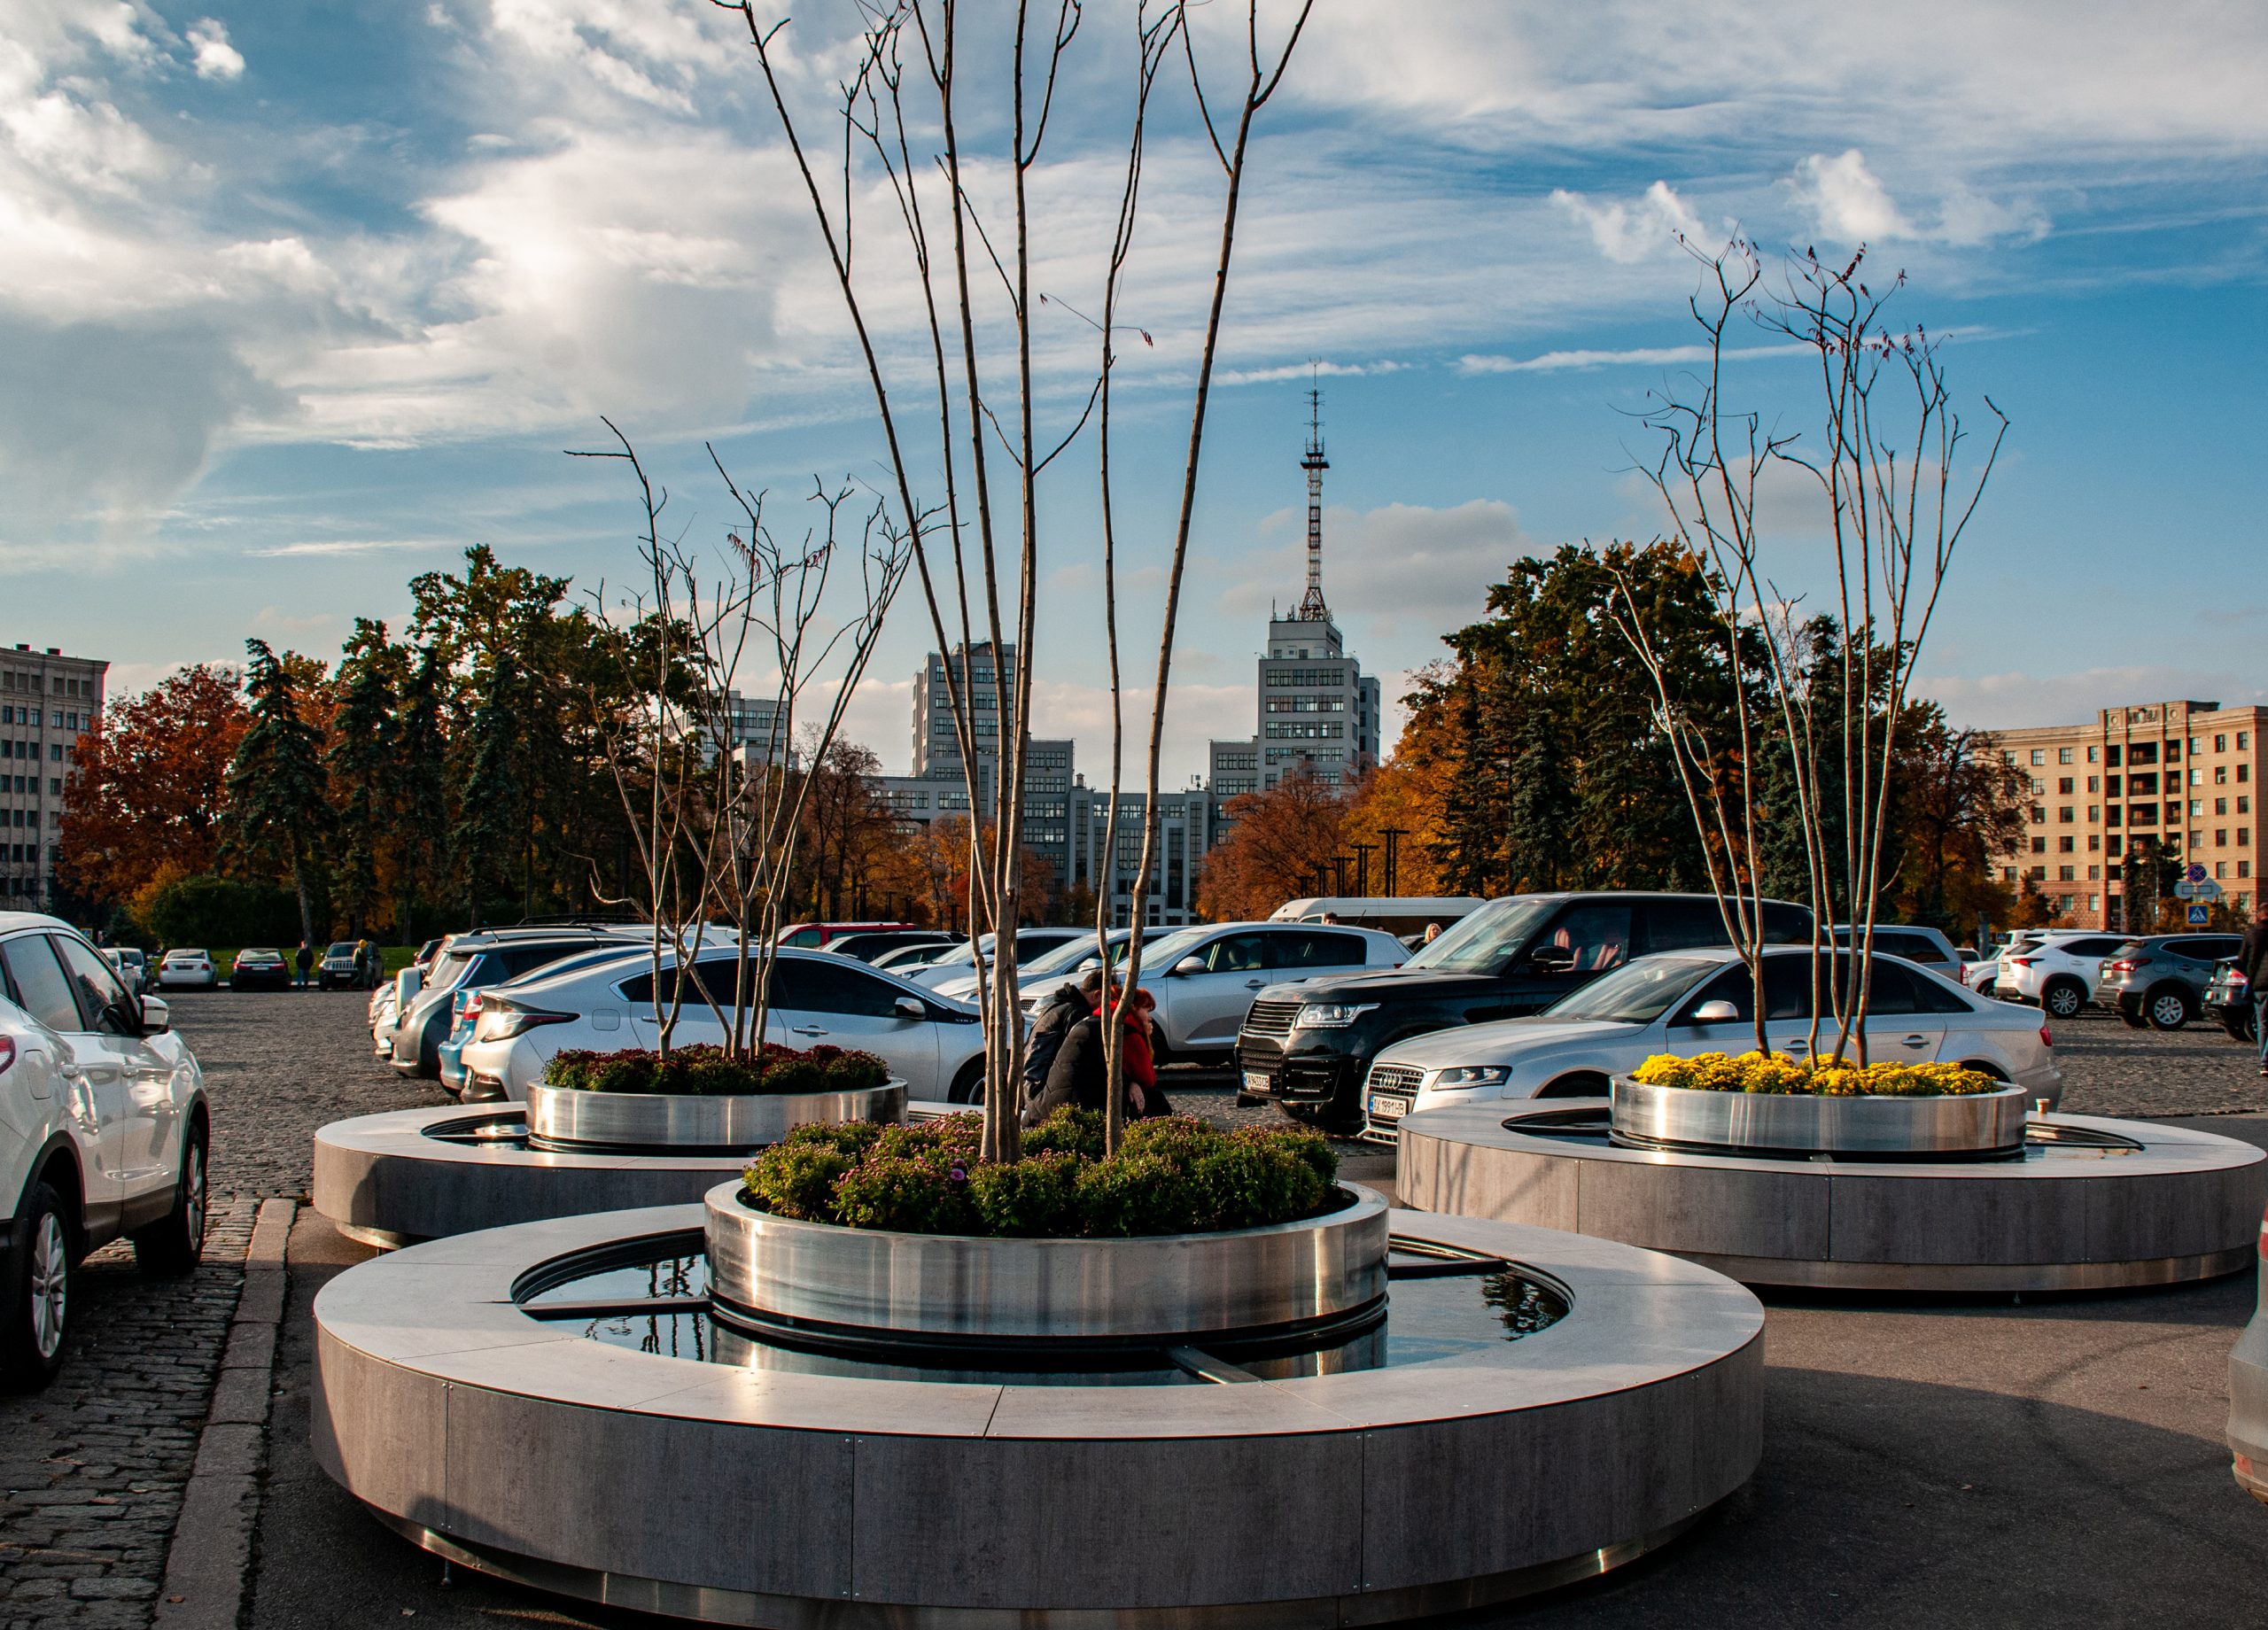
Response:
[2188, 863, 2209, 882]
[2175, 880, 2224, 900]
[2188, 904, 2210, 925]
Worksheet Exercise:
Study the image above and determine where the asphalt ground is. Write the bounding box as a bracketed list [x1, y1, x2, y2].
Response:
[11, 991, 2268, 1630]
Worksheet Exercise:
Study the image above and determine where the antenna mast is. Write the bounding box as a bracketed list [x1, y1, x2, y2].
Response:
[1297, 377, 1330, 621]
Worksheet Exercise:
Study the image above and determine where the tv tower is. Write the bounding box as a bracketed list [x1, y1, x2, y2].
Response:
[1296, 379, 1331, 622]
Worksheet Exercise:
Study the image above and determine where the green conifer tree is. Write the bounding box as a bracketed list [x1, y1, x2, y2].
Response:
[221, 640, 332, 950]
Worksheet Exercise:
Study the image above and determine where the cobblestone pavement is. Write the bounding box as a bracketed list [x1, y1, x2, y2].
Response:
[2045, 1008, 2268, 1117]
[0, 1199, 256, 1630]
[164, 990, 447, 1201]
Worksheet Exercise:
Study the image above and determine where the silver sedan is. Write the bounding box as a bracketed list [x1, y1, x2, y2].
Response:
[1360, 945, 2063, 1144]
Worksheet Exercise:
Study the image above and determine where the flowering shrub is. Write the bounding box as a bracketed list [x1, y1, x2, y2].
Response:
[1629, 1051, 2001, 1098]
[542, 1044, 889, 1097]
[741, 1108, 1342, 1238]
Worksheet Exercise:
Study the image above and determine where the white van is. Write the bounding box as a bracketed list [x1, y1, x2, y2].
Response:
[1269, 896, 1487, 941]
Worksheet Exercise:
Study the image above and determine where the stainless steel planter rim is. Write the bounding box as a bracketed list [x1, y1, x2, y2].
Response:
[703, 1180, 1391, 1344]
[525, 1080, 904, 1155]
[1609, 1075, 2029, 1160]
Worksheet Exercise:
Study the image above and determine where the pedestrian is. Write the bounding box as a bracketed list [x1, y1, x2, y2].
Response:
[1422, 921, 1442, 943]
[357, 936, 378, 989]
[294, 941, 314, 990]
[1021, 966, 1111, 1110]
[1319, 911, 1340, 924]
[1121, 987, 1170, 1118]
[1023, 981, 1157, 1126]
[2241, 915, 2268, 1078]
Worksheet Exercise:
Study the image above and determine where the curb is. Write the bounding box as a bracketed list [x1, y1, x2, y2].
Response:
[155, 1197, 295, 1630]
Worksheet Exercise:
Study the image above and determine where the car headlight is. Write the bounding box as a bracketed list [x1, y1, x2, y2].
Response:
[1292, 1002, 1378, 1029]
[1427, 1065, 1512, 1090]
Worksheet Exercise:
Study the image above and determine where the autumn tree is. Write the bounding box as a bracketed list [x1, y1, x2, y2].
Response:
[1197, 771, 1347, 921]
[1887, 713, 2026, 937]
[57, 665, 249, 917]
[221, 640, 332, 948]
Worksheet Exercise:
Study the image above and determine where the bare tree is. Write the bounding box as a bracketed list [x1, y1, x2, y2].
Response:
[1612, 241, 2007, 1064]
[574, 421, 911, 1058]
[718, 0, 1312, 1160]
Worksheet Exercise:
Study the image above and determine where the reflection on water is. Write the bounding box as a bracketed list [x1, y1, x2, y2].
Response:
[553, 1249, 1569, 1388]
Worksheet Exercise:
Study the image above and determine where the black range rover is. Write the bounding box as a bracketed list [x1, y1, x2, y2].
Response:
[1234, 891, 1813, 1131]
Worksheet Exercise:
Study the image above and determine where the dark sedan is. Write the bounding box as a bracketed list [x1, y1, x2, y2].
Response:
[229, 947, 291, 990]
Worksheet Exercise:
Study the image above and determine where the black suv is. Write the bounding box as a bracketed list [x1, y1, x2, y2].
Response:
[1233, 891, 1813, 1132]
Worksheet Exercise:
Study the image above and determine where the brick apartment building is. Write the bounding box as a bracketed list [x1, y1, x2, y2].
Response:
[1991, 699, 2265, 930]
[2, 643, 108, 910]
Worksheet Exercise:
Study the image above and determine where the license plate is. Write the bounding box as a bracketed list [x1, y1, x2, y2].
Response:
[1242, 1070, 1272, 1093]
[1369, 1094, 1409, 1121]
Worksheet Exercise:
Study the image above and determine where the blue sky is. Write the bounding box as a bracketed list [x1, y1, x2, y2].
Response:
[5, 1, 2266, 783]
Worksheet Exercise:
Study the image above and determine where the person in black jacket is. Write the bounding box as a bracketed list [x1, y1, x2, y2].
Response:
[2242, 919, 2268, 1076]
[1022, 969, 1111, 1106]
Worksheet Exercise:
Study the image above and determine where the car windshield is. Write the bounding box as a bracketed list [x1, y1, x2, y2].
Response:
[166, 951, 207, 962]
[1400, 897, 1560, 974]
[1021, 932, 1128, 979]
[1542, 956, 1722, 1024]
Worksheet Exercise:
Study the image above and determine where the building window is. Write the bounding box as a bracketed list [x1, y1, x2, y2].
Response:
[2107, 775, 2122, 796]
[2218, 797, 2230, 815]
[2088, 865, 2101, 880]
[2087, 894, 2101, 912]
[2241, 828, 2253, 846]
[2218, 861, 2230, 880]
[2107, 745, 2123, 766]
[2242, 797, 2253, 815]
[2057, 865, 2074, 881]
[2031, 779, 2045, 796]
[2217, 734, 2228, 752]
[2088, 746, 2101, 763]
[2191, 736, 2205, 756]
[2243, 861, 2254, 879]
[2217, 765, 2228, 784]
[2087, 834, 2101, 851]
[2164, 741, 2179, 762]
[2058, 835, 2075, 853]
[2057, 806, 2074, 823]
[2191, 800, 2205, 818]
[2241, 764, 2252, 783]
[2030, 836, 2047, 854]
[2057, 777, 2073, 795]
[2218, 829, 2229, 847]
[2241, 732, 2252, 750]
[2108, 836, 2124, 855]
[2058, 747, 2074, 765]
[2029, 749, 2045, 766]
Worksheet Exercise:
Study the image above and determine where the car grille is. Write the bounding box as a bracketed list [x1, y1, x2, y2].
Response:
[1242, 998, 1301, 1039]
[1367, 1063, 1425, 1096]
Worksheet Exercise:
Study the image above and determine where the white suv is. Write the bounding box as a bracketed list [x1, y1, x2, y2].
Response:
[2, 912, 210, 1389]
[1995, 930, 2132, 1019]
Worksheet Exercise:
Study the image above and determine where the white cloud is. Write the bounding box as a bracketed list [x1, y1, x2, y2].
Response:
[1459, 340, 1814, 374]
[245, 538, 451, 557]
[1221, 499, 1542, 642]
[1550, 180, 1710, 264]
[185, 18, 243, 81]
[1786, 149, 1914, 243]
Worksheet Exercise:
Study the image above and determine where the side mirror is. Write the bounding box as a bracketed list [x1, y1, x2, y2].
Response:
[894, 996, 927, 1021]
[1171, 957, 1208, 977]
[139, 996, 172, 1035]
[1687, 999, 1741, 1025]
[1527, 945, 1578, 974]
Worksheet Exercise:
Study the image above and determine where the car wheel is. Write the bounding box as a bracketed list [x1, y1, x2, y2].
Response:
[2, 1183, 73, 1391]
[2041, 980, 2086, 1021]
[134, 1123, 208, 1278]
[947, 1060, 986, 1105]
[2146, 988, 2194, 1032]
[1537, 1071, 1611, 1098]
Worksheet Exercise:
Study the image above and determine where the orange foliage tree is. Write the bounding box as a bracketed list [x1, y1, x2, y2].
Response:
[58, 666, 249, 913]
[1196, 770, 1347, 921]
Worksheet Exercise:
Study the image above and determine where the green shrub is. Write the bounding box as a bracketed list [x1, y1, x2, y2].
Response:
[543, 1043, 889, 1097]
[967, 1149, 1083, 1238]
[740, 1106, 1347, 1238]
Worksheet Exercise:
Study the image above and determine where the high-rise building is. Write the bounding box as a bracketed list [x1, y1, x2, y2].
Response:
[1209, 390, 1382, 803]
[3, 644, 108, 910]
[1989, 699, 2266, 929]
[913, 641, 1019, 780]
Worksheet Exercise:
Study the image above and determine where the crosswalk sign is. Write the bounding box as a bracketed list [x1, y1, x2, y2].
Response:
[2188, 904, 2210, 925]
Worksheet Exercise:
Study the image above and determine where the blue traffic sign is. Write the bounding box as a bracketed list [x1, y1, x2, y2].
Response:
[2188, 863, 2209, 882]
[2188, 904, 2210, 925]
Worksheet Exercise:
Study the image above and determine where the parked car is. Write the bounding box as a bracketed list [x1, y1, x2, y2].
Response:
[154, 949, 218, 990]
[1357, 945, 2062, 1143]
[2207, 961, 2255, 1043]
[904, 928, 1089, 991]
[101, 948, 146, 997]
[316, 941, 363, 990]
[819, 929, 956, 964]
[435, 942, 655, 1098]
[1267, 896, 1487, 938]
[1994, 930, 2132, 1018]
[929, 929, 1135, 1003]
[1236, 891, 1813, 1133]
[773, 920, 919, 951]
[2096, 934, 2247, 1031]
[1, 912, 209, 1388]
[228, 948, 291, 991]
[2229, 1205, 2268, 1505]
[454, 946, 986, 1104]
[871, 941, 962, 974]
[384, 928, 653, 1078]
[1830, 924, 1962, 977]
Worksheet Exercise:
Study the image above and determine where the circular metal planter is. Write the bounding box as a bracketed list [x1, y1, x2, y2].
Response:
[313, 1202, 1765, 1629]
[705, 1181, 1388, 1350]
[1397, 1098, 2266, 1292]
[1610, 1077, 2028, 1161]
[525, 1081, 905, 1154]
